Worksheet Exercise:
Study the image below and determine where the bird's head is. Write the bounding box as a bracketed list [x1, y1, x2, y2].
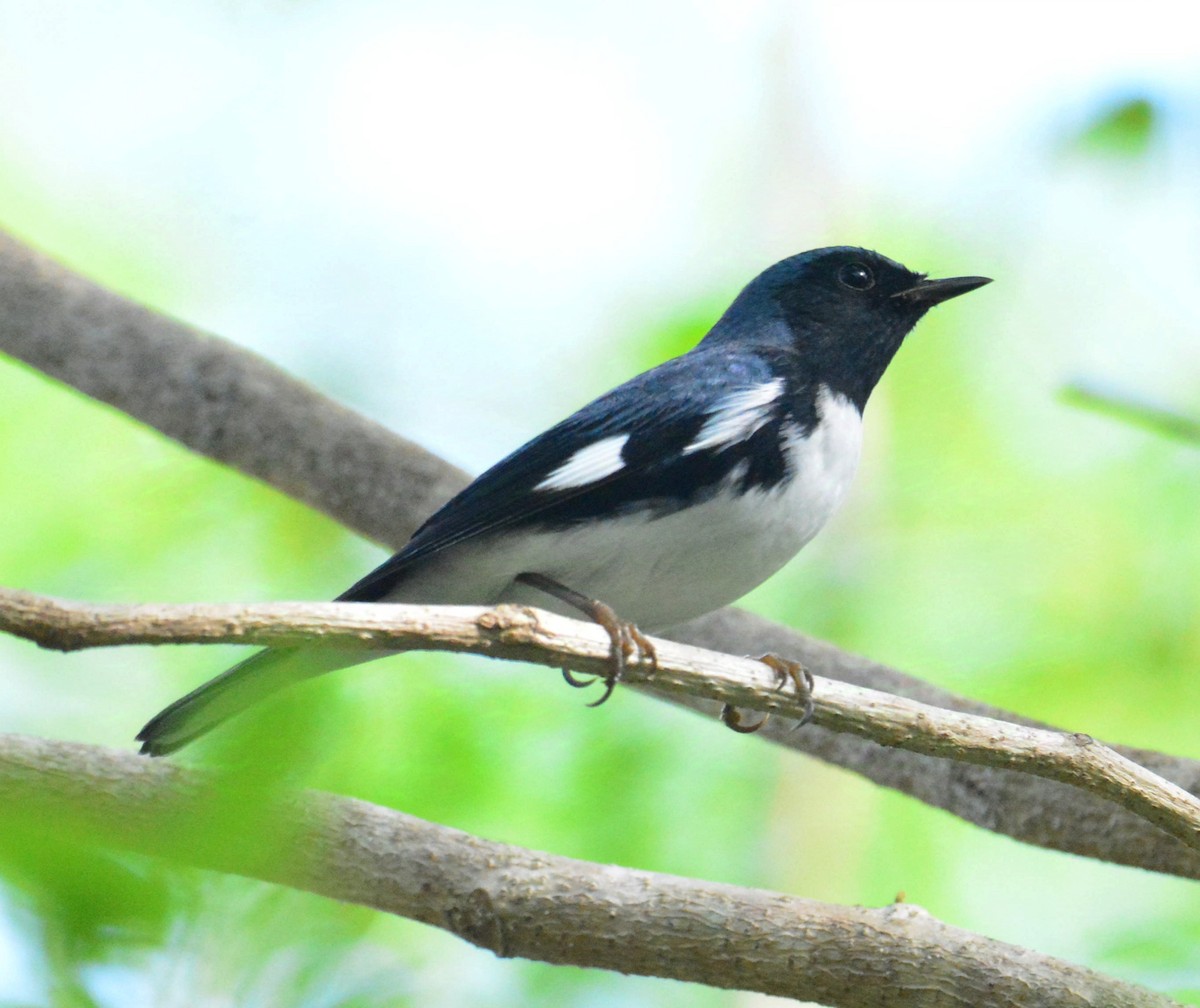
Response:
[706, 246, 990, 409]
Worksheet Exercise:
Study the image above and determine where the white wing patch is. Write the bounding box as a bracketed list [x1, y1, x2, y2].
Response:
[534, 434, 630, 492]
[683, 378, 784, 455]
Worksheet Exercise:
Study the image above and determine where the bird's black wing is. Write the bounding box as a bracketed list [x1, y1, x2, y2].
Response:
[337, 347, 796, 602]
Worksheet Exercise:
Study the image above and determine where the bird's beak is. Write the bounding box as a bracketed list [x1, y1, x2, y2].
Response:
[892, 275, 992, 305]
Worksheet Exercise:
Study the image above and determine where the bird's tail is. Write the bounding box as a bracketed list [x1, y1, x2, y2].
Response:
[136, 646, 368, 757]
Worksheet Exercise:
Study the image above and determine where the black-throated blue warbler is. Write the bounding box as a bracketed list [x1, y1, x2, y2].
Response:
[138, 246, 989, 755]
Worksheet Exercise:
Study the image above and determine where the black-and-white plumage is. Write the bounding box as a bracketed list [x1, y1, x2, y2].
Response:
[138, 246, 989, 755]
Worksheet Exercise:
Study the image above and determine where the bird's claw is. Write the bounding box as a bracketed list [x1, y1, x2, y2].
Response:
[720, 653, 813, 734]
[562, 668, 596, 689]
[720, 703, 769, 733]
[585, 606, 657, 707]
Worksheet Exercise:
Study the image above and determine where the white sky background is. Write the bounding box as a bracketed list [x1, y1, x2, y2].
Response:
[0, 0, 1197, 472]
[1, 1, 1199, 1000]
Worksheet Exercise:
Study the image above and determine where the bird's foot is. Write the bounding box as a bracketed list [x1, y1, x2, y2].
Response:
[720, 653, 814, 734]
[517, 572, 656, 707]
[760, 653, 815, 727]
[579, 599, 657, 707]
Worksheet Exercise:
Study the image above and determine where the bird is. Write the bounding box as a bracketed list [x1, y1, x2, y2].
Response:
[137, 246, 990, 756]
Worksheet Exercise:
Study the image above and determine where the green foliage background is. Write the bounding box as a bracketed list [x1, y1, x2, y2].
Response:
[1, 54, 1198, 1008]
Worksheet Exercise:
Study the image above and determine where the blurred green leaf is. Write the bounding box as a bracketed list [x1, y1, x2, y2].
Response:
[1097, 906, 1200, 1005]
[1068, 95, 1158, 159]
[0, 835, 178, 962]
[0, 822, 183, 1007]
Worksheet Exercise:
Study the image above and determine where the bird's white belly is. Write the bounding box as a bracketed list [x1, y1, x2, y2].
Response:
[389, 389, 863, 631]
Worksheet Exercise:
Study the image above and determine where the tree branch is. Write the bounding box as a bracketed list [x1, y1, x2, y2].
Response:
[4, 586, 1200, 860]
[4, 228, 1200, 878]
[0, 229, 463, 549]
[0, 732, 1179, 1008]
[671, 608, 1200, 880]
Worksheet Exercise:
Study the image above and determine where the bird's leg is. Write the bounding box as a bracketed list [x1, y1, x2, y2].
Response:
[720, 653, 814, 734]
[514, 572, 657, 706]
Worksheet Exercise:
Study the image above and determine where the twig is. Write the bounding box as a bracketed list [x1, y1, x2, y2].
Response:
[4, 586, 1200, 856]
[1061, 381, 1200, 445]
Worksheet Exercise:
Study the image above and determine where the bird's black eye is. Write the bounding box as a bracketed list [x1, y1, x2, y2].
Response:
[837, 262, 875, 291]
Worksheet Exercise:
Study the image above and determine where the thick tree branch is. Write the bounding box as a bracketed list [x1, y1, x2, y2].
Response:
[672, 608, 1200, 880]
[4, 587, 1200, 860]
[0, 229, 463, 549]
[0, 733, 1178, 1008]
[4, 228, 1200, 878]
